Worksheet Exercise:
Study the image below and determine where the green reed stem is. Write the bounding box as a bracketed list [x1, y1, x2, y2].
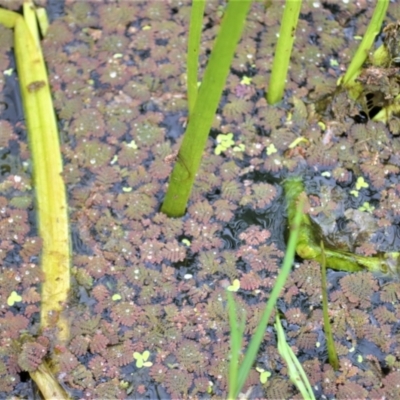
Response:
[341, 0, 388, 87]
[227, 196, 304, 398]
[267, 0, 302, 104]
[162, 0, 251, 217]
[320, 241, 339, 370]
[227, 291, 245, 399]
[187, 0, 206, 116]
[275, 313, 316, 400]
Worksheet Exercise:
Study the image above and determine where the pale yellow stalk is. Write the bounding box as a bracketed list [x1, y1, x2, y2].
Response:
[0, 2, 70, 399]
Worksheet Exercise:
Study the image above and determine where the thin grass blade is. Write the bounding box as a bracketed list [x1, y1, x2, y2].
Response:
[320, 241, 339, 370]
[235, 197, 304, 397]
[227, 291, 242, 399]
[275, 313, 316, 400]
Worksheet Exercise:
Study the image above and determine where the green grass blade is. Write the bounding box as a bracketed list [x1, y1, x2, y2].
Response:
[187, 0, 206, 116]
[275, 313, 316, 400]
[161, 0, 252, 217]
[320, 241, 339, 370]
[235, 197, 304, 397]
[267, 0, 302, 104]
[227, 291, 242, 399]
[341, 0, 388, 86]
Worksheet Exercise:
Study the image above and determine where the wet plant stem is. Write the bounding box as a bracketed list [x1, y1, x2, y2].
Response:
[161, 0, 252, 217]
[320, 241, 339, 370]
[187, 0, 205, 116]
[275, 313, 316, 400]
[226, 291, 245, 399]
[340, 0, 389, 88]
[227, 195, 304, 398]
[0, 2, 70, 398]
[267, 0, 302, 105]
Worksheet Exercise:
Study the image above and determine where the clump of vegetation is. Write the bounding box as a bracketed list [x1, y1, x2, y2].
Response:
[284, 177, 400, 277]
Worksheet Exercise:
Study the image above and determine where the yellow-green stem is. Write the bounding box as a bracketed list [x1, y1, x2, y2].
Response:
[0, 6, 71, 397]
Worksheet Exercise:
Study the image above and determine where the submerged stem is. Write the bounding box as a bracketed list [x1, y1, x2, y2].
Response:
[320, 241, 339, 370]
